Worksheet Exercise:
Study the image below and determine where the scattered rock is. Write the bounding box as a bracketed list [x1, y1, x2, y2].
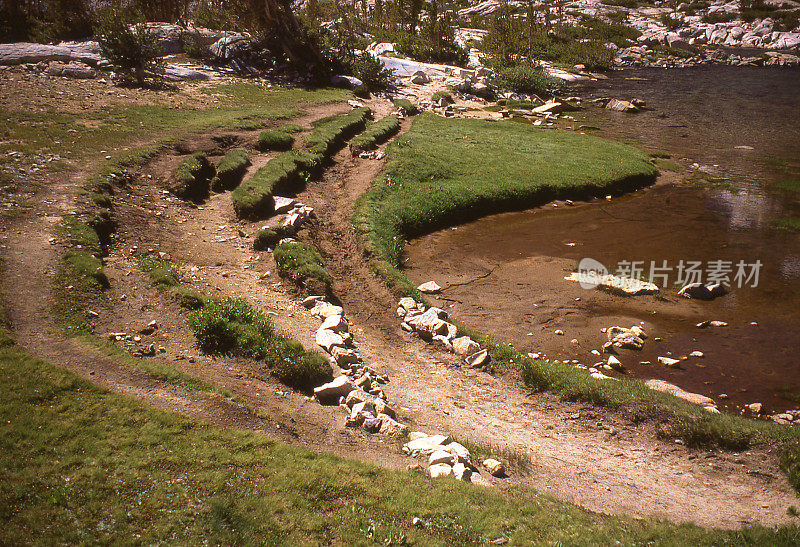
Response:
[404, 434, 450, 456]
[678, 282, 727, 300]
[747, 402, 762, 414]
[466, 349, 490, 368]
[310, 301, 344, 319]
[645, 379, 718, 412]
[417, 280, 442, 293]
[314, 376, 355, 402]
[657, 356, 681, 367]
[452, 462, 472, 481]
[429, 463, 453, 478]
[378, 414, 410, 437]
[320, 314, 348, 333]
[607, 355, 625, 372]
[429, 450, 455, 466]
[689, 350, 704, 358]
[316, 328, 346, 353]
[483, 458, 506, 477]
[605, 98, 639, 113]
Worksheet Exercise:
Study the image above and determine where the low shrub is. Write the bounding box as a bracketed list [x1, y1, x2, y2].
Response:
[138, 256, 181, 289]
[431, 90, 455, 105]
[349, 115, 401, 154]
[702, 11, 737, 23]
[171, 152, 215, 201]
[187, 296, 332, 390]
[211, 148, 250, 192]
[273, 241, 332, 295]
[256, 130, 295, 152]
[187, 297, 275, 358]
[496, 65, 564, 96]
[253, 226, 294, 250]
[271, 344, 332, 390]
[392, 99, 419, 115]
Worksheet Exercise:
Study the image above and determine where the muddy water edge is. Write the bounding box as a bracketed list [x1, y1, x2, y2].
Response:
[404, 66, 800, 415]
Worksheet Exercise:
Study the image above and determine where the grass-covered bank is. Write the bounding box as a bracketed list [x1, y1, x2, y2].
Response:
[355, 114, 658, 294]
[353, 114, 800, 472]
[2, 331, 799, 543]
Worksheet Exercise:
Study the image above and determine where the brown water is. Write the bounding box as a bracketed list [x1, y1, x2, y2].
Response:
[405, 66, 800, 414]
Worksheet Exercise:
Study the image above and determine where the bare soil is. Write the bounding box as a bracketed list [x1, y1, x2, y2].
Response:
[1, 74, 797, 530]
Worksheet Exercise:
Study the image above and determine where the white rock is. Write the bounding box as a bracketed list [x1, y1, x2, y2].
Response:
[320, 314, 348, 333]
[378, 414, 410, 437]
[417, 281, 442, 293]
[452, 336, 480, 356]
[483, 458, 505, 477]
[607, 355, 625, 372]
[452, 462, 472, 481]
[645, 379, 717, 412]
[689, 350, 704, 358]
[314, 376, 355, 401]
[466, 349, 490, 368]
[316, 328, 346, 352]
[657, 356, 681, 367]
[445, 442, 472, 465]
[404, 434, 450, 456]
[429, 450, 455, 466]
[310, 301, 344, 319]
[747, 402, 762, 413]
[429, 463, 453, 478]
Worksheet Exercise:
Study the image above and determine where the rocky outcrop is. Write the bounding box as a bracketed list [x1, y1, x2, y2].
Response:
[0, 42, 101, 66]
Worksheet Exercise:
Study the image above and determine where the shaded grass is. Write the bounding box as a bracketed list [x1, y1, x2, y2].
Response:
[306, 107, 370, 157]
[393, 99, 419, 115]
[349, 114, 401, 154]
[211, 148, 250, 192]
[774, 217, 800, 231]
[1, 330, 800, 543]
[273, 241, 333, 295]
[253, 226, 294, 251]
[138, 256, 182, 289]
[777, 179, 800, 194]
[171, 152, 215, 201]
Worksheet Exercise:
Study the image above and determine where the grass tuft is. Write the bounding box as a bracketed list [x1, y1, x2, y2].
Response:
[392, 99, 419, 115]
[349, 115, 401, 154]
[171, 152, 216, 201]
[211, 148, 250, 192]
[256, 129, 295, 152]
[273, 241, 332, 295]
[253, 226, 294, 251]
[138, 256, 182, 289]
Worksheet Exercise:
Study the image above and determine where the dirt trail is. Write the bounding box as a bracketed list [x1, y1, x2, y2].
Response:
[1, 96, 797, 530]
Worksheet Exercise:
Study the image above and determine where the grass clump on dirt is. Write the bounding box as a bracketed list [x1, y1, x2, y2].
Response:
[2, 330, 800, 543]
[170, 152, 216, 201]
[349, 114, 401, 154]
[138, 256, 182, 289]
[306, 106, 371, 157]
[231, 152, 306, 219]
[253, 226, 294, 250]
[392, 99, 419, 115]
[211, 148, 250, 191]
[431, 90, 455, 104]
[774, 217, 800, 231]
[187, 297, 331, 389]
[273, 241, 332, 295]
[256, 129, 295, 151]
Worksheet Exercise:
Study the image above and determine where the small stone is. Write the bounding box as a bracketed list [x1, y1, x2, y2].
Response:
[417, 281, 442, 293]
[452, 462, 472, 481]
[452, 336, 480, 356]
[747, 403, 762, 414]
[429, 450, 455, 466]
[429, 463, 453, 478]
[483, 458, 506, 477]
[466, 349, 490, 368]
[658, 356, 681, 367]
[689, 351, 704, 358]
[554, 329, 565, 336]
[607, 355, 625, 372]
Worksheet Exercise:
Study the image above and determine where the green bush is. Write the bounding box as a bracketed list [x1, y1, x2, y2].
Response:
[431, 90, 455, 104]
[211, 148, 250, 192]
[186, 296, 331, 390]
[349, 115, 401, 154]
[392, 99, 419, 115]
[256, 130, 295, 151]
[171, 152, 215, 201]
[95, 8, 164, 87]
[253, 226, 294, 250]
[272, 348, 333, 390]
[496, 65, 564, 96]
[273, 241, 332, 295]
[187, 297, 275, 358]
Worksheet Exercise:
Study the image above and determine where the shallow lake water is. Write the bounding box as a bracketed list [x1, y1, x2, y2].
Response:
[404, 66, 800, 414]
